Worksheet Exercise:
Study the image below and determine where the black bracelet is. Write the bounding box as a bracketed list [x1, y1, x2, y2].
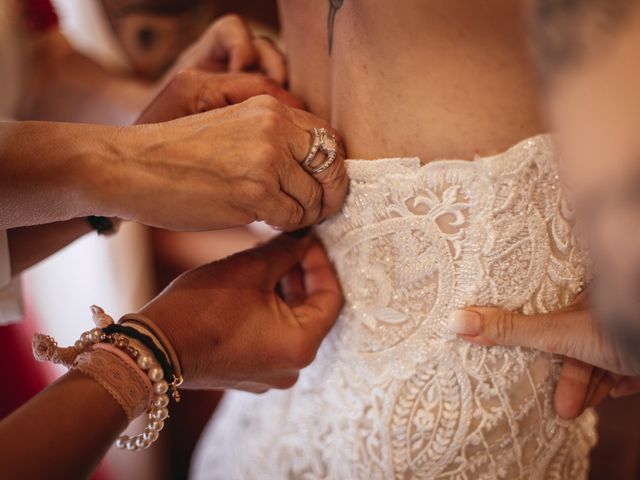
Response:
[86, 216, 117, 236]
[102, 324, 175, 384]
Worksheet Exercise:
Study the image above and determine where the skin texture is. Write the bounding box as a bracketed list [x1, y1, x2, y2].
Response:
[453, 6, 640, 419]
[2, 14, 331, 269]
[279, 0, 545, 161]
[118, 94, 346, 232]
[0, 13, 347, 477]
[7, 219, 92, 275]
[0, 370, 128, 480]
[141, 233, 342, 391]
[0, 17, 348, 234]
[0, 233, 342, 479]
[278, 0, 619, 421]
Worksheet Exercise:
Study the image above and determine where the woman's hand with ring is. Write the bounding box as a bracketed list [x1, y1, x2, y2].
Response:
[99, 94, 348, 232]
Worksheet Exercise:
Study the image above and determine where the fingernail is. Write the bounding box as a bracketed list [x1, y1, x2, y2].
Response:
[286, 227, 312, 239]
[448, 310, 482, 336]
[555, 415, 573, 428]
[610, 388, 622, 399]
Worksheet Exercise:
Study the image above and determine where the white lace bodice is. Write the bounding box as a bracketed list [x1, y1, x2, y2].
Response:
[191, 135, 597, 480]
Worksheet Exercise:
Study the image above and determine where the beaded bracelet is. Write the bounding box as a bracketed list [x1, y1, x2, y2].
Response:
[120, 314, 184, 401]
[103, 324, 175, 385]
[32, 306, 180, 452]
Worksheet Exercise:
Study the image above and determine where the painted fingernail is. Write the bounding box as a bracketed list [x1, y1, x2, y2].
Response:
[286, 227, 312, 239]
[448, 310, 482, 336]
[555, 415, 573, 428]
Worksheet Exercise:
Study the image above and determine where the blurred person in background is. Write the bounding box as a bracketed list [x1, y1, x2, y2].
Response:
[450, 1, 640, 478]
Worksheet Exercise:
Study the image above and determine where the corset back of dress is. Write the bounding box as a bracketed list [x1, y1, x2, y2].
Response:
[191, 135, 597, 480]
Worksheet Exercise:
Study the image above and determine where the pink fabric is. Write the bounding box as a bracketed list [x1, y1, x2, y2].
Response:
[92, 343, 154, 405]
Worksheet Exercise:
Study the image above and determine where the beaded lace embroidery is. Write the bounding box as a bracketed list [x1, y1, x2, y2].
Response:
[192, 135, 597, 480]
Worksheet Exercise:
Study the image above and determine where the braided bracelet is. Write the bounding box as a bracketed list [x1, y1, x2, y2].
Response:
[32, 306, 179, 452]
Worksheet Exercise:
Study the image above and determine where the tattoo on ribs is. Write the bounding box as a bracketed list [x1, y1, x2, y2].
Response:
[328, 0, 344, 54]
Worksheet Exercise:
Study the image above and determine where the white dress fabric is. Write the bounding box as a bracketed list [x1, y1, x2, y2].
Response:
[191, 135, 597, 480]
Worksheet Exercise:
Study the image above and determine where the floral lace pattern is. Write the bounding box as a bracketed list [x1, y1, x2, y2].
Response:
[191, 135, 597, 480]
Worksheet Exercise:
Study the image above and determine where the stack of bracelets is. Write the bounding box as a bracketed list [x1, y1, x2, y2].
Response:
[32, 306, 183, 452]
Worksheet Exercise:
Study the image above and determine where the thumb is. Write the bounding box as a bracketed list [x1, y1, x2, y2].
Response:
[246, 230, 314, 287]
[448, 306, 587, 357]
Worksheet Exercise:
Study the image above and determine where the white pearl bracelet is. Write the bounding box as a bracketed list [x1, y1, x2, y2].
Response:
[32, 306, 178, 452]
[82, 309, 173, 452]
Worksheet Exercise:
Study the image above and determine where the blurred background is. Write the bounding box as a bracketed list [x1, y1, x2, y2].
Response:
[2, 1, 640, 479]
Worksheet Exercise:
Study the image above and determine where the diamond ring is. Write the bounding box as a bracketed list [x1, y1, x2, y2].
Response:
[302, 128, 338, 175]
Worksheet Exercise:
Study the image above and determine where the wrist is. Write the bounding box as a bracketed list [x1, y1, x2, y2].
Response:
[74, 124, 134, 220]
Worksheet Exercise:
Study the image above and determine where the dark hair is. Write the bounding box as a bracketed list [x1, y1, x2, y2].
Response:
[530, 0, 638, 87]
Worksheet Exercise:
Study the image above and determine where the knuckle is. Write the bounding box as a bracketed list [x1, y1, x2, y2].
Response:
[287, 202, 305, 227]
[307, 184, 323, 211]
[253, 94, 283, 111]
[213, 13, 244, 32]
[273, 373, 300, 390]
[326, 160, 349, 188]
[492, 310, 516, 342]
[244, 181, 270, 204]
[220, 13, 244, 27]
[172, 68, 198, 87]
[256, 108, 282, 133]
[255, 142, 280, 167]
[287, 338, 318, 368]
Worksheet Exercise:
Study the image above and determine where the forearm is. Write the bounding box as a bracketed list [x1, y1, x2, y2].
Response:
[0, 121, 127, 229]
[7, 219, 93, 275]
[18, 32, 153, 125]
[0, 370, 127, 480]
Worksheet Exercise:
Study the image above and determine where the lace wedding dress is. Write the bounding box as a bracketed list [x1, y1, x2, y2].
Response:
[191, 135, 597, 479]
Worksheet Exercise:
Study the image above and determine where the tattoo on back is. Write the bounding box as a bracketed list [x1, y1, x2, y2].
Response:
[328, 0, 344, 54]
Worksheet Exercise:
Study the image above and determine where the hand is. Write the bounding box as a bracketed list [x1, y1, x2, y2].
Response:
[139, 232, 342, 392]
[163, 14, 287, 86]
[448, 295, 640, 421]
[137, 70, 303, 125]
[105, 94, 348, 231]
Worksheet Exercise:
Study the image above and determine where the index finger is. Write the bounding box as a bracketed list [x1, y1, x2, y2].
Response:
[253, 36, 288, 86]
[293, 239, 343, 340]
[208, 15, 258, 72]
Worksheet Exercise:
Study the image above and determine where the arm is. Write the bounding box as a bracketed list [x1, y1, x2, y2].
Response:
[0, 370, 127, 480]
[18, 15, 287, 125]
[7, 219, 93, 275]
[0, 233, 341, 479]
[19, 31, 152, 125]
[0, 84, 347, 233]
[0, 121, 121, 230]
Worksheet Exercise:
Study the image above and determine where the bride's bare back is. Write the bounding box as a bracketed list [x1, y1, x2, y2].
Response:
[279, 0, 544, 161]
